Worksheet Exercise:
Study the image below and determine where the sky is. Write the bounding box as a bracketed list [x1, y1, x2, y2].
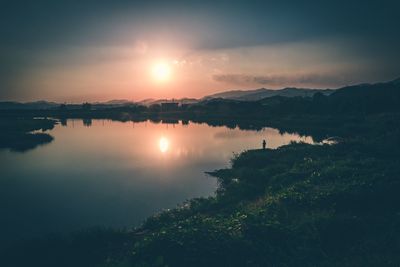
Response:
[0, 0, 399, 102]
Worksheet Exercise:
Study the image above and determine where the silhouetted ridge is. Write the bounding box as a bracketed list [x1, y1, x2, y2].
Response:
[391, 77, 400, 85]
[204, 87, 334, 101]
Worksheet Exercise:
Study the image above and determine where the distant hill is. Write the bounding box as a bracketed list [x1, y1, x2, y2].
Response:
[0, 101, 59, 110]
[102, 99, 135, 105]
[138, 98, 199, 106]
[1, 78, 398, 111]
[254, 77, 400, 114]
[323, 78, 400, 113]
[204, 87, 335, 101]
[192, 77, 400, 117]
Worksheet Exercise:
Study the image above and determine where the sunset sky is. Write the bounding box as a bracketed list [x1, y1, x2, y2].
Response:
[1, 0, 399, 102]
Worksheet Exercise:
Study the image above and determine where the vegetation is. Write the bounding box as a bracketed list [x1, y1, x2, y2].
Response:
[0, 118, 56, 152]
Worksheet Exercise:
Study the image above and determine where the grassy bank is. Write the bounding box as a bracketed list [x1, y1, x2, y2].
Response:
[127, 133, 400, 266]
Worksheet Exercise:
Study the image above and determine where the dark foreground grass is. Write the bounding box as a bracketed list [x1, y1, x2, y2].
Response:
[128, 137, 400, 266]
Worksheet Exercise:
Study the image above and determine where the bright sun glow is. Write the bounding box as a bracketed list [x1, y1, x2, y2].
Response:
[152, 62, 171, 81]
[159, 137, 170, 153]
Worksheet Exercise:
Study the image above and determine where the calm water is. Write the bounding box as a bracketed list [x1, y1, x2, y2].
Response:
[0, 119, 315, 245]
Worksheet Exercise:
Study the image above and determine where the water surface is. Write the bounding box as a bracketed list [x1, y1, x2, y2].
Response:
[0, 119, 315, 245]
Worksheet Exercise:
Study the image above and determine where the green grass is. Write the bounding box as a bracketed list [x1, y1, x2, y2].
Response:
[127, 131, 400, 266]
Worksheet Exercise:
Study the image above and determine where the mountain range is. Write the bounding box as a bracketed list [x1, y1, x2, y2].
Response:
[203, 87, 334, 101]
[0, 78, 399, 110]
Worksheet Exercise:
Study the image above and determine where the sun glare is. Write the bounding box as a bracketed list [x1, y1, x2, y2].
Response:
[159, 137, 170, 153]
[152, 62, 171, 81]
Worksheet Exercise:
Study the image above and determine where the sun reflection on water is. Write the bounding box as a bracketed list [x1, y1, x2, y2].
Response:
[159, 137, 170, 153]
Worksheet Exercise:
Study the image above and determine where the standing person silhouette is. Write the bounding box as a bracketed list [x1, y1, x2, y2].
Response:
[262, 139, 267, 150]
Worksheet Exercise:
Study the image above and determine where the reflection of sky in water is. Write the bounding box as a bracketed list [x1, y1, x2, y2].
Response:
[0, 120, 315, 245]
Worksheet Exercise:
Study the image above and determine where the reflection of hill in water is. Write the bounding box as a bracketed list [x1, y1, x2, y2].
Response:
[0, 118, 56, 152]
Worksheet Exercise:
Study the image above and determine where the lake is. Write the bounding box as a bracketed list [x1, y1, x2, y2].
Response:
[0, 119, 316, 245]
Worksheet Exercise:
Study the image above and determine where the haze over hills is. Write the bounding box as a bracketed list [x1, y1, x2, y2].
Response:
[100, 99, 134, 105]
[0, 101, 59, 110]
[0, 78, 399, 110]
[0, 88, 334, 109]
[137, 98, 198, 106]
[202, 87, 335, 101]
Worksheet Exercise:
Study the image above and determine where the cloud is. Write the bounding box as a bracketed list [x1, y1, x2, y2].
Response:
[1, 0, 399, 100]
[212, 73, 349, 88]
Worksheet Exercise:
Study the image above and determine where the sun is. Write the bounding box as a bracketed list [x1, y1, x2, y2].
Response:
[152, 62, 171, 81]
